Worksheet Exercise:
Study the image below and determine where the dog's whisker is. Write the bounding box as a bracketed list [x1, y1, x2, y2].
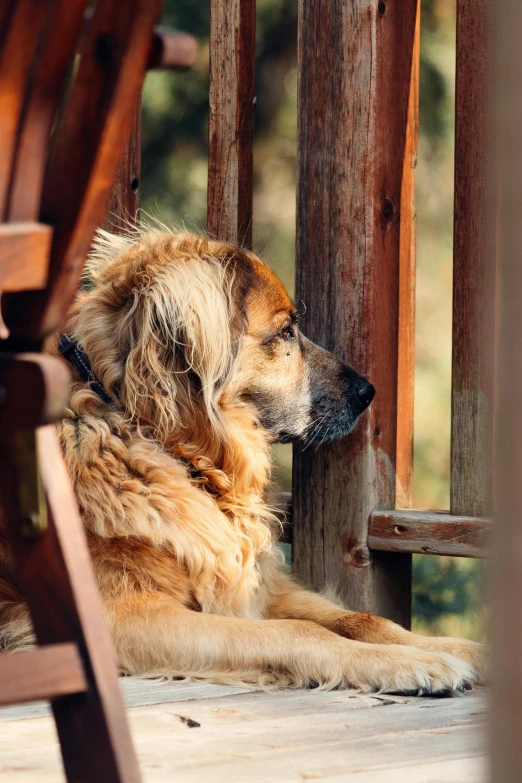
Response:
[314, 419, 334, 452]
[302, 412, 331, 451]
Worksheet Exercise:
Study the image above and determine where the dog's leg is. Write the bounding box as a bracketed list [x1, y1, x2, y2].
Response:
[105, 593, 476, 694]
[267, 578, 487, 683]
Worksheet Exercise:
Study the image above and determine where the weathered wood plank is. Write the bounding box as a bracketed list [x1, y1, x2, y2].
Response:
[208, 0, 255, 246]
[0, 680, 256, 723]
[450, 0, 495, 516]
[0, 645, 86, 706]
[293, 0, 419, 626]
[368, 509, 491, 558]
[0, 688, 487, 782]
[492, 0, 522, 779]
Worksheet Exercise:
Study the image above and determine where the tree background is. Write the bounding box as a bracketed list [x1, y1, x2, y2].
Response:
[141, 0, 486, 640]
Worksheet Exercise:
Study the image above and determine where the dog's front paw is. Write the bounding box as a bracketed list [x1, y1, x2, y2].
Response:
[347, 644, 478, 696]
[414, 637, 487, 685]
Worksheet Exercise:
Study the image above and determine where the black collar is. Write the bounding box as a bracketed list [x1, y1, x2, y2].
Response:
[58, 334, 114, 404]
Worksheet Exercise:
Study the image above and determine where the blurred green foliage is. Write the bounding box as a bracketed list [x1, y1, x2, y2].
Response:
[141, 0, 485, 641]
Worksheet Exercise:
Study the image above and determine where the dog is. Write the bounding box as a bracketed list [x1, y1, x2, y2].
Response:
[0, 229, 485, 694]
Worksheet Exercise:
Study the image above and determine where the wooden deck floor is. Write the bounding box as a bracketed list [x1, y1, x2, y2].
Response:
[0, 681, 488, 782]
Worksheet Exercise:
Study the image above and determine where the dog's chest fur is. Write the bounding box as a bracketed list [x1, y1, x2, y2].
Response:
[58, 403, 280, 620]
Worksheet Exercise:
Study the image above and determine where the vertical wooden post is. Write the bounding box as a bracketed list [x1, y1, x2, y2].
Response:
[208, 0, 255, 247]
[293, 0, 419, 626]
[450, 0, 495, 517]
[102, 98, 141, 231]
[492, 1, 522, 777]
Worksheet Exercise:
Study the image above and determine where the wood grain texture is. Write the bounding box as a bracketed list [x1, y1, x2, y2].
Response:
[102, 99, 142, 233]
[7, 0, 89, 222]
[492, 1, 522, 778]
[208, 0, 255, 246]
[0, 687, 488, 782]
[293, 0, 419, 626]
[450, 0, 495, 517]
[0, 644, 86, 706]
[368, 509, 491, 559]
[0, 425, 142, 782]
[0, 0, 50, 219]
[0, 222, 51, 291]
[4, 0, 162, 340]
[396, 3, 419, 509]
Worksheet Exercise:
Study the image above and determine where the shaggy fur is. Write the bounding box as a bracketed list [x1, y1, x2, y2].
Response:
[0, 229, 486, 694]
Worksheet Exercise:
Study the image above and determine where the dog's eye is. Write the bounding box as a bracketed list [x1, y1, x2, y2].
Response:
[279, 324, 295, 341]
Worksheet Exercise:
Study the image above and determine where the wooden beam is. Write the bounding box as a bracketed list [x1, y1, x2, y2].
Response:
[492, 0, 522, 778]
[277, 495, 491, 559]
[293, 0, 419, 627]
[368, 510, 491, 559]
[450, 0, 495, 516]
[208, 0, 255, 247]
[148, 29, 199, 71]
[0, 644, 87, 707]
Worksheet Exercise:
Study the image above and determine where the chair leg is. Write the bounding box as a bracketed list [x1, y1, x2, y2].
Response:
[0, 425, 141, 783]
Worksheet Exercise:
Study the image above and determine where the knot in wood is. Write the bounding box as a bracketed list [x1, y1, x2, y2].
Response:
[381, 197, 395, 222]
[345, 544, 372, 568]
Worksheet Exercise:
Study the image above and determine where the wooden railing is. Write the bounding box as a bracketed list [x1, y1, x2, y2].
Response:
[206, 0, 494, 628]
[113, 1, 494, 630]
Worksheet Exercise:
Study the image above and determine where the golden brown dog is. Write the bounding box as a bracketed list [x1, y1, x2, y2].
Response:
[0, 229, 486, 693]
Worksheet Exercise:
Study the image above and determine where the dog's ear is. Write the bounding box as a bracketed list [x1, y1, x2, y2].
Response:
[119, 239, 244, 438]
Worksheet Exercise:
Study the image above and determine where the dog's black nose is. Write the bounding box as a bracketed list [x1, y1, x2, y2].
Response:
[356, 379, 375, 410]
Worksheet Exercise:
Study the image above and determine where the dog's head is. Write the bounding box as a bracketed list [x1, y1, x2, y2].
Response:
[73, 230, 374, 445]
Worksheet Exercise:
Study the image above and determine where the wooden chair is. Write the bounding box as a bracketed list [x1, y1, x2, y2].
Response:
[0, 2, 198, 780]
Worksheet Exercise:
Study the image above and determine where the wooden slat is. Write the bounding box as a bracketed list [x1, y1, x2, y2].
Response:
[208, 0, 255, 246]
[368, 509, 491, 558]
[8, 0, 89, 222]
[0, 0, 50, 219]
[0, 223, 51, 293]
[4, 0, 162, 340]
[102, 29, 198, 233]
[0, 644, 86, 707]
[148, 29, 199, 71]
[292, 0, 419, 626]
[102, 99, 142, 233]
[492, 0, 522, 778]
[0, 425, 142, 782]
[450, 0, 495, 516]
[396, 5, 419, 509]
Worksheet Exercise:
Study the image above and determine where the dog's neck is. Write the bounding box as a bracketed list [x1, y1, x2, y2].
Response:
[167, 401, 271, 504]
